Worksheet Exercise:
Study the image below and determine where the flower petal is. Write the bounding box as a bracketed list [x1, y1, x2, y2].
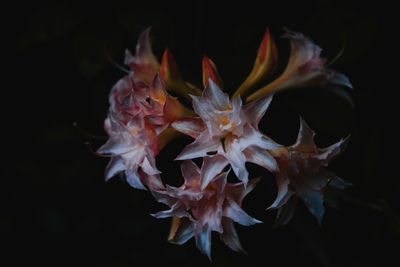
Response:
[223, 198, 262, 226]
[125, 169, 147, 190]
[175, 131, 219, 160]
[181, 160, 201, 186]
[104, 156, 125, 181]
[243, 145, 278, 172]
[233, 27, 278, 100]
[171, 117, 205, 139]
[200, 155, 229, 190]
[195, 225, 212, 261]
[243, 95, 273, 129]
[220, 217, 246, 254]
[222, 141, 249, 186]
[291, 116, 317, 152]
[267, 175, 293, 209]
[167, 217, 194, 245]
[202, 56, 223, 88]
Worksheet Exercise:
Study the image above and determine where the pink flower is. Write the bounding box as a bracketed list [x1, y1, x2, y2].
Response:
[172, 79, 280, 188]
[247, 29, 352, 102]
[268, 117, 350, 225]
[97, 112, 164, 190]
[124, 27, 160, 85]
[151, 160, 261, 260]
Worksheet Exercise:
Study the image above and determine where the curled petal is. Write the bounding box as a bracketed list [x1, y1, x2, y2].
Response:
[316, 135, 350, 164]
[291, 116, 317, 153]
[222, 141, 249, 186]
[268, 175, 293, 210]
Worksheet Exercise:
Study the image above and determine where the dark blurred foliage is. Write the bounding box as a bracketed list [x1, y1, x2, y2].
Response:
[3, 0, 399, 266]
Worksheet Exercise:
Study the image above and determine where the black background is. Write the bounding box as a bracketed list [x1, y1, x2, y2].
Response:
[4, 0, 399, 266]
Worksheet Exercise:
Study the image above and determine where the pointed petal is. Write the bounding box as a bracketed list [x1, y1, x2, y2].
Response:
[226, 177, 261, 205]
[104, 157, 125, 181]
[233, 27, 278, 100]
[317, 135, 350, 164]
[222, 142, 249, 186]
[267, 175, 293, 209]
[195, 225, 212, 261]
[202, 56, 223, 88]
[141, 154, 161, 175]
[220, 217, 246, 254]
[243, 145, 278, 172]
[223, 198, 262, 226]
[200, 155, 229, 190]
[125, 169, 147, 190]
[291, 116, 317, 152]
[181, 160, 201, 185]
[149, 74, 167, 104]
[202, 79, 230, 110]
[175, 131, 219, 160]
[171, 117, 206, 139]
[125, 27, 160, 84]
[243, 95, 273, 128]
[330, 71, 353, 89]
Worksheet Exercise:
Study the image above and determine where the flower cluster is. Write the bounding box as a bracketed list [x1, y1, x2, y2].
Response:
[96, 27, 352, 260]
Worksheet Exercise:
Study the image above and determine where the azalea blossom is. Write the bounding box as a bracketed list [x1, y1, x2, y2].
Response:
[151, 160, 261, 260]
[97, 112, 164, 190]
[172, 79, 281, 188]
[268, 117, 351, 225]
[246, 29, 352, 102]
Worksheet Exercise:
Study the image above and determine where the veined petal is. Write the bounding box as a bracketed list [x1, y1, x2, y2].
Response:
[200, 155, 229, 190]
[175, 131, 219, 160]
[243, 145, 278, 172]
[171, 117, 206, 139]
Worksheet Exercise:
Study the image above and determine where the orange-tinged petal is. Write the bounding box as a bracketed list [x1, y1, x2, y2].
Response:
[159, 48, 202, 101]
[232, 27, 278, 100]
[202, 55, 223, 88]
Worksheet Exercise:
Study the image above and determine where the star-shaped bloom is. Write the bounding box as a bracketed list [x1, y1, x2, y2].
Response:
[268, 117, 351, 225]
[172, 79, 280, 189]
[97, 112, 164, 190]
[151, 160, 261, 260]
[247, 29, 352, 102]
